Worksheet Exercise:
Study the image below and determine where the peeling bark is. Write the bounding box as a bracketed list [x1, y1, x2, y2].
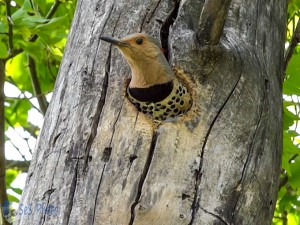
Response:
[15, 0, 286, 225]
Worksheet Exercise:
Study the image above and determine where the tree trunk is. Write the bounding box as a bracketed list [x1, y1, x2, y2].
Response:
[15, 0, 286, 225]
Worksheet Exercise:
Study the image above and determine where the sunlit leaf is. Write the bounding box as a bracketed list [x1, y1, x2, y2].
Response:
[6, 52, 33, 92]
[5, 169, 19, 187]
[287, 213, 300, 225]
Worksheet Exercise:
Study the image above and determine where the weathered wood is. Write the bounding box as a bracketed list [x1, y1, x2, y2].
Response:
[15, 0, 286, 225]
[197, 0, 232, 45]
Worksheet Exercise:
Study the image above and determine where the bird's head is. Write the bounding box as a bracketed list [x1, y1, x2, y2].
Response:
[100, 33, 174, 88]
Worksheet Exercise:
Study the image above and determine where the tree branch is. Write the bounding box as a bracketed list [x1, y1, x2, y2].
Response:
[7, 0, 62, 114]
[197, 0, 232, 46]
[282, 211, 288, 225]
[5, 118, 36, 153]
[6, 159, 30, 172]
[5, 77, 50, 115]
[278, 154, 299, 189]
[5, 91, 52, 101]
[23, 122, 39, 139]
[28, 55, 48, 115]
[0, 59, 9, 225]
[7, 138, 27, 161]
[0, 3, 60, 223]
[5, 0, 13, 56]
[284, 19, 300, 73]
[279, 174, 288, 190]
[5, 0, 62, 60]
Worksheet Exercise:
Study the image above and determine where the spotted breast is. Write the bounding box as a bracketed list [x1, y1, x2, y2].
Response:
[127, 79, 192, 121]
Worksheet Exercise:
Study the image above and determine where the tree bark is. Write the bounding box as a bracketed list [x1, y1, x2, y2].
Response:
[15, 0, 286, 225]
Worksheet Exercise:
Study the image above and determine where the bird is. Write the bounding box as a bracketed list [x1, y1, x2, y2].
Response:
[100, 33, 192, 121]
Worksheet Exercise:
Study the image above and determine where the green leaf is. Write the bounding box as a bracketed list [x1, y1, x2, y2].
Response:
[284, 53, 300, 95]
[283, 106, 300, 130]
[13, 10, 49, 29]
[36, 15, 66, 29]
[36, 16, 68, 44]
[6, 52, 33, 92]
[10, 187, 23, 195]
[278, 186, 287, 199]
[17, 39, 46, 63]
[279, 194, 294, 212]
[14, 0, 26, 6]
[288, 0, 300, 16]
[289, 158, 300, 189]
[282, 153, 291, 175]
[287, 213, 300, 225]
[38, 29, 68, 45]
[5, 99, 31, 127]
[5, 169, 19, 188]
[0, 21, 6, 33]
[8, 194, 20, 203]
[283, 133, 299, 154]
[0, 41, 8, 58]
[22, 0, 35, 12]
[34, 0, 46, 14]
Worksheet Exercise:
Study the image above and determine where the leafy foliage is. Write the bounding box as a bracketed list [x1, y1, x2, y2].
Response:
[273, 1, 300, 223]
[6, 169, 21, 203]
[0, 0, 76, 210]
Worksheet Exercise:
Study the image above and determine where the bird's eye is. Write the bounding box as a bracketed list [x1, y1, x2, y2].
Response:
[135, 38, 143, 45]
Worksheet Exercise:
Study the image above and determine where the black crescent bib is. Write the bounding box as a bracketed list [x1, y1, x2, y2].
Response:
[128, 81, 173, 103]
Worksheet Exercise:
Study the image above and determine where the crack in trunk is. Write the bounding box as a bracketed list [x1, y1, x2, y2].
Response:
[108, 99, 124, 147]
[160, 1, 180, 61]
[40, 139, 63, 225]
[189, 71, 243, 225]
[200, 205, 229, 225]
[92, 164, 107, 225]
[82, 5, 118, 172]
[129, 131, 158, 225]
[123, 136, 143, 190]
[231, 78, 269, 222]
[83, 50, 110, 172]
[64, 160, 79, 225]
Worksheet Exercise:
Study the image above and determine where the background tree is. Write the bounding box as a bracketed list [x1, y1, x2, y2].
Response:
[0, 0, 300, 224]
[0, 0, 75, 224]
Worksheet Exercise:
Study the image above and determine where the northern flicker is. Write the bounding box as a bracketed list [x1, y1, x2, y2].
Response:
[100, 33, 192, 121]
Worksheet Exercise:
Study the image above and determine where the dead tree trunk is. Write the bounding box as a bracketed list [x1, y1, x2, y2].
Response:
[15, 0, 286, 225]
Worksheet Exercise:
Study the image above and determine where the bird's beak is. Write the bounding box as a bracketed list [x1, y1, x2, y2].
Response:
[100, 36, 129, 47]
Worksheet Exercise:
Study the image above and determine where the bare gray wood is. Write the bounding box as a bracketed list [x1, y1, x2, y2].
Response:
[15, 0, 286, 225]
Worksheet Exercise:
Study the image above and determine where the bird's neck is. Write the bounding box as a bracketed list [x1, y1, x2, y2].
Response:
[128, 59, 174, 88]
